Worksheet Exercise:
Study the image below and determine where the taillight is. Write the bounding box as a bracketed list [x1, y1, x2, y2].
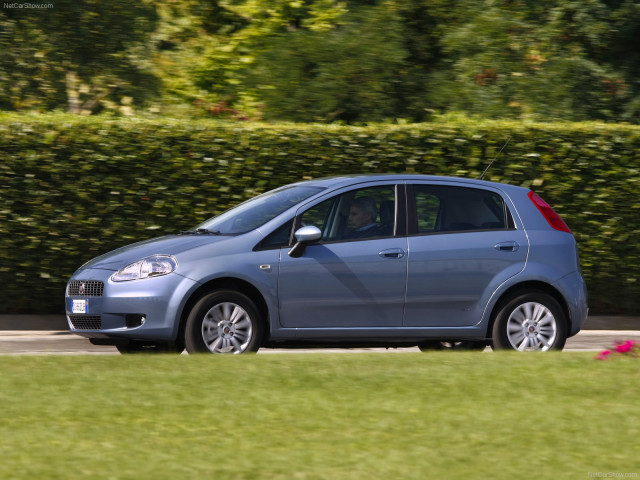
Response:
[528, 191, 572, 233]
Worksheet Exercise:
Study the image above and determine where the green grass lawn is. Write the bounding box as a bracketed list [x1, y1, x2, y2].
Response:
[1, 353, 638, 479]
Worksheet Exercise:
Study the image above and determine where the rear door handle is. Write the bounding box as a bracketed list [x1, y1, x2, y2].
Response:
[494, 241, 520, 252]
[379, 248, 406, 259]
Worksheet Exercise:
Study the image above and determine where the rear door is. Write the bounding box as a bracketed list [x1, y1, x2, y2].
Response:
[403, 182, 528, 327]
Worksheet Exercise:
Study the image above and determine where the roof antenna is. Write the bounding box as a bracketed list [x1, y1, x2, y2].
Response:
[479, 137, 511, 180]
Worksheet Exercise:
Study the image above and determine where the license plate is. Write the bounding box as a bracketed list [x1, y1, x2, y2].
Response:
[72, 299, 89, 314]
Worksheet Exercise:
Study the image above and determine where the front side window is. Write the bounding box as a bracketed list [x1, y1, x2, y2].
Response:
[412, 185, 510, 234]
[299, 185, 396, 242]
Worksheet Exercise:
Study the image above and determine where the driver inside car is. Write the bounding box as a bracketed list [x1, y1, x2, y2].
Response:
[348, 196, 382, 239]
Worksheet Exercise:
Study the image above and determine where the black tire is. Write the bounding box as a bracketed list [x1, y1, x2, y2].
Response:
[185, 290, 263, 354]
[492, 290, 567, 351]
[116, 340, 185, 354]
[419, 341, 487, 352]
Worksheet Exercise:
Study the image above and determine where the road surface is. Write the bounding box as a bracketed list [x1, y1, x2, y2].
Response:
[1, 330, 639, 355]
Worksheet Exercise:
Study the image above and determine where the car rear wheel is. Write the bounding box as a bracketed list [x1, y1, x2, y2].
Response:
[492, 291, 567, 351]
[185, 290, 263, 354]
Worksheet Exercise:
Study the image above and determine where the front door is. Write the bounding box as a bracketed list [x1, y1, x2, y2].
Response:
[278, 183, 408, 328]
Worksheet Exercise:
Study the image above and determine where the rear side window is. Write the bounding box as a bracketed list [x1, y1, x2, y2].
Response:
[412, 185, 511, 234]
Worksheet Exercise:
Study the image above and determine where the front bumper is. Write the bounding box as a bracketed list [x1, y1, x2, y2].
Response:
[65, 268, 198, 342]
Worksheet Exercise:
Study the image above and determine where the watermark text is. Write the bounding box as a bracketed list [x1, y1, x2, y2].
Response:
[4, 3, 54, 8]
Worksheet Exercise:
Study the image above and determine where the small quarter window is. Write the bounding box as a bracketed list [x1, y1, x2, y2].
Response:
[254, 219, 294, 250]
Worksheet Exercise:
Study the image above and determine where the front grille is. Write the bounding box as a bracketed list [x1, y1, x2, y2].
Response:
[69, 315, 102, 330]
[67, 280, 104, 297]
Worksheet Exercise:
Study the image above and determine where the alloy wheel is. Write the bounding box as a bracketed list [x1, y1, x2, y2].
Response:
[201, 302, 253, 354]
[506, 301, 558, 351]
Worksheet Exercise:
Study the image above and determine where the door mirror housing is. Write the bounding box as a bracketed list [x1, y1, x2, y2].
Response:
[288, 226, 322, 258]
[294, 226, 322, 243]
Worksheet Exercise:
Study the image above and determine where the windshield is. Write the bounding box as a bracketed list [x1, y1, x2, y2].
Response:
[194, 185, 325, 235]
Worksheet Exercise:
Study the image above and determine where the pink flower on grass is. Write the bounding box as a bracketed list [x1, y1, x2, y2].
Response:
[615, 340, 636, 354]
[595, 339, 639, 360]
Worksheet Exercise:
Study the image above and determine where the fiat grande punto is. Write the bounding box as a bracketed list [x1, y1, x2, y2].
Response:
[65, 175, 588, 353]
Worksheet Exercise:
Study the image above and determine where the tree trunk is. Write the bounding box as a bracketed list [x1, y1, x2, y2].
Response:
[66, 71, 80, 114]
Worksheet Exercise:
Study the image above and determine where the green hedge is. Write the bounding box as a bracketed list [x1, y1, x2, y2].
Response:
[1, 114, 639, 314]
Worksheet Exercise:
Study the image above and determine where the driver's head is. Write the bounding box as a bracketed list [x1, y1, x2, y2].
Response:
[349, 197, 377, 229]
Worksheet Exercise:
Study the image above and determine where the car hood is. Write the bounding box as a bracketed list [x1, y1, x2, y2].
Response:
[80, 235, 232, 272]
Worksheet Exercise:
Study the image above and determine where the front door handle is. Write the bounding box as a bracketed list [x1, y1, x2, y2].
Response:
[494, 241, 520, 252]
[379, 248, 406, 259]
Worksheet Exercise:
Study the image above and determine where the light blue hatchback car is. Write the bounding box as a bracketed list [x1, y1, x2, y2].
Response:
[66, 175, 588, 353]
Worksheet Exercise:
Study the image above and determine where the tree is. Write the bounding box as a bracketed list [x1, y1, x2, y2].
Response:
[600, 0, 640, 122]
[427, 0, 631, 122]
[188, 0, 350, 120]
[249, 3, 409, 122]
[0, 0, 158, 114]
[2, 0, 640, 123]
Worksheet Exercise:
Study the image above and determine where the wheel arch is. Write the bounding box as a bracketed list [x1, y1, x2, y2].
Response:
[486, 281, 571, 338]
[177, 277, 270, 345]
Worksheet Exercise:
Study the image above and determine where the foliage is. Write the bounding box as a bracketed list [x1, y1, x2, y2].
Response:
[248, 3, 408, 123]
[1, 114, 639, 314]
[165, 0, 640, 123]
[0, 0, 158, 114]
[432, 0, 633, 122]
[3, 0, 640, 123]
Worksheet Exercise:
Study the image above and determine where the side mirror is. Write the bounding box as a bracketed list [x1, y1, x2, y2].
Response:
[288, 226, 322, 258]
[294, 225, 322, 243]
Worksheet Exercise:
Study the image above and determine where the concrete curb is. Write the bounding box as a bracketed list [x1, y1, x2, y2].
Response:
[581, 316, 640, 331]
[0, 315, 68, 331]
[0, 314, 638, 331]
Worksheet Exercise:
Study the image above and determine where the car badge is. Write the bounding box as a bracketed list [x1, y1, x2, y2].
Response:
[78, 283, 85, 295]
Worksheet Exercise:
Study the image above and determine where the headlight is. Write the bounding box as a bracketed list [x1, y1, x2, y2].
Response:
[111, 255, 178, 282]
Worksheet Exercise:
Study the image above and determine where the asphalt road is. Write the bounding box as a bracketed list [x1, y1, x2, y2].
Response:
[1, 330, 639, 355]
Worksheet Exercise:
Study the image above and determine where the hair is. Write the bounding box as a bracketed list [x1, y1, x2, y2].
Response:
[353, 196, 378, 220]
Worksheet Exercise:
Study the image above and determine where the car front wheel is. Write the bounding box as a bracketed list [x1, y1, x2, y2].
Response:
[185, 290, 263, 354]
[492, 291, 567, 352]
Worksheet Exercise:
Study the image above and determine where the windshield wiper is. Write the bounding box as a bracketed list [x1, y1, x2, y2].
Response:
[179, 228, 222, 235]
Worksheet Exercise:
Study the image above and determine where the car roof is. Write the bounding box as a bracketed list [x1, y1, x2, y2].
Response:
[292, 174, 526, 193]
